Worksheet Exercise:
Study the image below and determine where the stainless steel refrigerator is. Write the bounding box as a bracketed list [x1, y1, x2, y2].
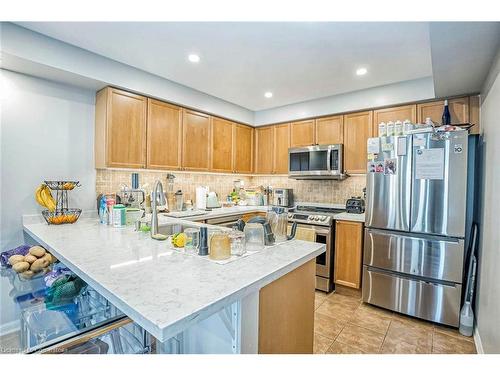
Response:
[363, 130, 476, 327]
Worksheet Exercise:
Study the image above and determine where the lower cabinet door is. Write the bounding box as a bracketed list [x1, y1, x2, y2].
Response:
[36, 316, 152, 354]
[362, 266, 462, 327]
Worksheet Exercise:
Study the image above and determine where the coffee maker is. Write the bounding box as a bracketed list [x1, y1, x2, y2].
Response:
[271, 188, 294, 207]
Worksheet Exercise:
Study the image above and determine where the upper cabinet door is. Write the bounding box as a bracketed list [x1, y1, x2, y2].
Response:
[373, 104, 416, 134]
[343, 111, 373, 174]
[234, 124, 253, 174]
[146, 99, 182, 170]
[315, 116, 343, 145]
[417, 97, 469, 125]
[211, 117, 234, 172]
[290, 120, 315, 147]
[273, 123, 291, 174]
[182, 109, 211, 171]
[469, 95, 480, 135]
[255, 126, 274, 174]
[105, 88, 147, 168]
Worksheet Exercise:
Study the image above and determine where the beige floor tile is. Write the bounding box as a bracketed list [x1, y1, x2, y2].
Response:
[315, 298, 325, 310]
[334, 285, 362, 300]
[432, 331, 476, 354]
[326, 340, 368, 354]
[434, 324, 474, 343]
[314, 312, 347, 340]
[327, 292, 362, 307]
[385, 319, 433, 352]
[357, 302, 394, 319]
[335, 324, 385, 353]
[380, 335, 431, 354]
[314, 333, 334, 354]
[349, 306, 392, 334]
[317, 296, 360, 321]
[392, 313, 434, 331]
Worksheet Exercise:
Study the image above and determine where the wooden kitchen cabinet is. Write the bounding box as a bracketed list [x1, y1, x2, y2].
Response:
[182, 109, 211, 171]
[343, 111, 373, 174]
[373, 104, 416, 134]
[233, 124, 253, 173]
[334, 220, 364, 289]
[290, 120, 315, 147]
[469, 95, 480, 135]
[315, 115, 343, 145]
[211, 117, 234, 172]
[273, 123, 290, 174]
[95, 87, 147, 168]
[146, 99, 182, 170]
[254, 126, 274, 174]
[417, 97, 469, 125]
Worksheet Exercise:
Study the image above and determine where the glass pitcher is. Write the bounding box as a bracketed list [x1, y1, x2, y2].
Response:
[267, 206, 296, 243]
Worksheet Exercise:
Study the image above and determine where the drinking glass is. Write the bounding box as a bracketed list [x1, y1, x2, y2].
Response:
[244, 223, 265, 251]
[229, 230, 246, 256]
[184, 228, 200, 254]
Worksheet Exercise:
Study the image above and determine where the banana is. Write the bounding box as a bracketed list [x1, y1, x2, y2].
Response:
[35, 184, 56, 211]
[35, 184, 47, 207]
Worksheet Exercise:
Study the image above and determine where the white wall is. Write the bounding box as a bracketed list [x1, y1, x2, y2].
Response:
[254, 77, 435, 125]
[0, 70, 96, 330]
[476, 50, 500, 353]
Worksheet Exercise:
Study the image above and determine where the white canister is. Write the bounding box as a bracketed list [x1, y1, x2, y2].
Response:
[394, 120, 403, 136]
[386, 121, 395, 137]
[378, 122, 387, 137]
[403, 119, 413, 134]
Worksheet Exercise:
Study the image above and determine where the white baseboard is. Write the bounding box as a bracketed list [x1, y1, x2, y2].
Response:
[0, 320, 20, 337]
[473, 326, 484, 354]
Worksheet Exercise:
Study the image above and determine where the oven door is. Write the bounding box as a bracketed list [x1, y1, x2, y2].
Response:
[290, 223, 332, 278]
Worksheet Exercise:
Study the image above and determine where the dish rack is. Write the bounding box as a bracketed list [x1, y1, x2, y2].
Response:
[42, 180, 82, 225]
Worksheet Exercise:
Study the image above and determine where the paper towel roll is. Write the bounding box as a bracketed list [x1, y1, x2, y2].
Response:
[196, 186, 208, 209]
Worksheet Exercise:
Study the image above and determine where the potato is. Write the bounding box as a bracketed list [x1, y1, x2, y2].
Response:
[30, 258, 49, 272]
[8, 255, 25, 265]
[41, 253, 55, 264]
[24, 254, 38, 264]
[29, 246, 46, 258]
[20, 270, 35, 279]
[13, 261, 30, 273]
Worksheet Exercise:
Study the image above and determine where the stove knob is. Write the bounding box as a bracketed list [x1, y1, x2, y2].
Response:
[320, 216, 327, 221]
[314, 216, 320, 221]
[288, 213, 293, 219]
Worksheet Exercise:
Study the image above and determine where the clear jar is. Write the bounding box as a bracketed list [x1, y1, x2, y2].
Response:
[244, 223, 265, 251]
[403, 119, 413, 134]
[378, 122, 386, 137]
[184, 228, 200, 254]
[229, 230, 246, 256]
[386, 121, 395, 136]
[209, 231, 231, 260]
[394, 120, 403, 136]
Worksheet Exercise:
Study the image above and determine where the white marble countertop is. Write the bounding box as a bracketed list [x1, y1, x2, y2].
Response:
[333, 212, 365, 223]
[23, 216, 325, 342]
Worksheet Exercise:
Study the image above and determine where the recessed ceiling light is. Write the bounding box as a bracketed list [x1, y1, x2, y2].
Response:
[356, 67, 368, 76]
[188, 54, 200, 63]
[264, 92, 273, 98]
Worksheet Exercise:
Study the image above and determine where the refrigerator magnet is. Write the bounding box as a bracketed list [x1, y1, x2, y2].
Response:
[375, 161, 384, 173]
[384, 158, 397, 175]
[367, 161, 376, 173]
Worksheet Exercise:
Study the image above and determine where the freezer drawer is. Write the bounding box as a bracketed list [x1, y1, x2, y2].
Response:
[364, 228, 465, 283]
[362, 267, 461, 327]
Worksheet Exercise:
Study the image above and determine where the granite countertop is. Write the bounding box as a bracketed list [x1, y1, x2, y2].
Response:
[23, 215, 325, 342]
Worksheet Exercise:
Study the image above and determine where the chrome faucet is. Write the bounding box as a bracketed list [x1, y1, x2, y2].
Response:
[151, 180, 166, 239]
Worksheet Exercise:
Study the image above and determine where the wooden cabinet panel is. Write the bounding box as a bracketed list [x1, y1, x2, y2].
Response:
[182, 109, 211, 171]
[234, 124, 253, 173]
[211, 117, 234, 172]
[146, 99, 182, 170]
[343, 111, 373, 174]
[417, 97, 469, 125]
[469, 95, 480, 135]
[259, 259, 315, 354]
[334, 220, 364, 289]
[273, 123, 290, 174]
[95, 87, 147, 168]
[254, 126, 274, 174]
[373, 104, 416, 135]
[315, 115, 343, 145]
[290, 120, 315, 147]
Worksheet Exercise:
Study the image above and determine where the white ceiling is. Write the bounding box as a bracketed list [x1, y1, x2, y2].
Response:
[16, 22, 433, 111]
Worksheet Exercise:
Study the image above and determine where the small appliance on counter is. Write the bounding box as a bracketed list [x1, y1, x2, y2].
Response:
[206, 191, 221, 209]
[346, 197, 365, 214]
[271, 188, 294, 207]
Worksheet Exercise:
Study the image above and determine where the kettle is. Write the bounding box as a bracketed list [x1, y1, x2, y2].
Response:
[235, 210, 297, 246]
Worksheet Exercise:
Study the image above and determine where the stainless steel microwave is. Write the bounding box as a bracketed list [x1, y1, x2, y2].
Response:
[288, 144, 345, 179]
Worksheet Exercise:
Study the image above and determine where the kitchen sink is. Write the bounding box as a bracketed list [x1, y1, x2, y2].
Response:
[157, 223, 199, 236]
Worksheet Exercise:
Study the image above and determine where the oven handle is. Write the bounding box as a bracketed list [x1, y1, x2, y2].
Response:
[293, 223, 332, 236]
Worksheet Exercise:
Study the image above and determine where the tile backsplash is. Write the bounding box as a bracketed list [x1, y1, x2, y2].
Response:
[96, 169, 366, 205]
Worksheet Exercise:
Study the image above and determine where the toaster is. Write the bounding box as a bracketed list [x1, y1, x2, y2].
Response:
[346, 197, 365, 214]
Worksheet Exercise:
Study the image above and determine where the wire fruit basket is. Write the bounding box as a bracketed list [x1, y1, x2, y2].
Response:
[41, 180, 82, 225]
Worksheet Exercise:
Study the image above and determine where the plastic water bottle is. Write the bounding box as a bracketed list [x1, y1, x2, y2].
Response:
[459, 301, 474, 337]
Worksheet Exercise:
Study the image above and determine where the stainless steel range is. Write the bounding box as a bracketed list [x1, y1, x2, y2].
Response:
[288, 204, 345, 292]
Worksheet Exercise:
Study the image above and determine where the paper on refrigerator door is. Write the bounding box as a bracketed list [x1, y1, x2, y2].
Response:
[367, 138, 380, 154]
[415, 148, 445, 180]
